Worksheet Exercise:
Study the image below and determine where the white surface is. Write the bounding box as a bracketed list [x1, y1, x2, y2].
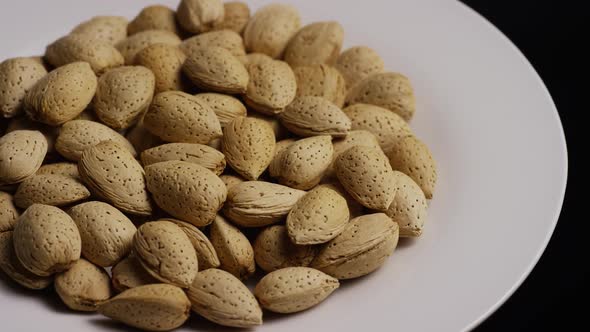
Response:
[0, 0, 567, 331]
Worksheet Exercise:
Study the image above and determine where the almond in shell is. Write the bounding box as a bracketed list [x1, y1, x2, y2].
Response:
[71, 16, 128, 45]
[177, 0, 225, 34]
[36, 162, 80, 179]
[0, 57, 48, 118]
[335, 46, 384, 89]
[54, 258, 112, 311]
[134, 44, 190, 93]
[0, 130, 47, 185]
[14, 174, 90, 209]
[111, 254, 159, 292]
[0, 191, 19, 232]
[284, 22, 344, 67]
[0, 231, 53, 289]
[243, 4, 301, 58]
[141, 143, 226, 175]
[293, 64, 346, 107]
[128, 5, 180, 36]
[243, 59, 297, 115]
[193, 93, 247, 128]
[183, 46, 249, 94]
[180, 29, 246, 58]
[160, 218, 220, 270]
[115, 29, 181, 65]
[219, 173, 244, 191]
[212, 2, 250, 34]
[279, 96, 351, 137]
[385, 171, 428, 237]
[325, 129, 382, 179]
[254, 225, 316, 273]
[210, 215, 255, 280]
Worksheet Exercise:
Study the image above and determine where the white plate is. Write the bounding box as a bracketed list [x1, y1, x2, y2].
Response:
[0, 0, 567, 331]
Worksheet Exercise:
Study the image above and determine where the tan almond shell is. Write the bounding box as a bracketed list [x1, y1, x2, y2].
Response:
[254, 267, 339, 313]
[286, 185, 350, 245]
[272, 136, 334, 190]
[0, 57, 48, 118]
[93, 66, 155, 130]
[141, 143, 226, 175]
[160, 218, 220, 270]
[125, 119, 164, 154]
[219, 174, 245, 191]
[254, 225, 316, 273]
[0, 130, 48, 185]
[54, 258, 112, 311]
[187, 268, 262, 327]
[13, 204, 82, 276]
[284, 22, 344, 67]
[134, 44, 190, 93]
[222, 117, 275, 180]
[183, 47, 249, 94]
[239, 52, 273, 67]
[143, 91, 222, 144]
[177, 0, 225, 34]
[115, 29, 181, 65]
[243, 59, 297, 115]
[319, 181, 365, 218]
[293, 64, 346, 107]
[45, 34, 124, 75]
[0, 191, 19, 232]
[345, 72, 416, 121]
[5, 117, 58, 162]
[324, 130, 382, 180]
[180, 29, 246, 58]
[55, 120, 137, 161]
[111, 254, 159, 293]
[243, 4, 301, 58]
[212, 2, 250, 34]
[68, 201, 137, 267]
[193, 93, 247, 128]
[335, 46, 384, 90]
[223, 181, 306, 228]
[24, 62, 97, 126]
[78, 141, 152, 215]
[36, 162, 80, 179]
[268, 138, 296, 178]
[128, 5, 180, 36]
[71, 16, 128, 45]
[210, 215, 255, 280]
[335, 145, 397, 211]
[0, 231, 53, 289]
[385, 171, 428, 237]
[386, 135, 437, 199]
[311, 213, 399, 279]
[344, 103, 413, 152]
[145, 160, 227, 226]
[14, 174, 90, 209]
[279, 96, 351, 137]
[98, 284, 191, 331]
[134, 221, 198, 288]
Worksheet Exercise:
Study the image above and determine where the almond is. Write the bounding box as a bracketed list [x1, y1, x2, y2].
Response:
[93, 66, 156, 130]
[55, 120, 137, 161]
[177, 0, 225, 34]
[145, 160, 227, 226]
[14, 174, 90, 209]
[78, 141, 152, 215]
[223, 181, 306, 227]
[268, 138, 296, 177]
[160, 218, 220, 270]
[98, 284, 191, 331]
[210, 215, 255, 280]
[335, 145, 397, 211]
[5, 117, 58, 161]
[111, 254, 159, 293]
[239, 52, 273, 66]
[183, 47, 248, 94]
[319, 181, 365, 218]
[54, 258, 112, 311]
[271, 136, 333, 190]
[68, 201, 137, 267]
[284, 22, 344, 67]
[193, 93, 247, 127]
[293, 64, 346, 107]
[0, 57, 47, 118]
[386, 135, 437, 199]
[212, 2, 250, 34]
[141, 143, 226, 175]
[325, 129, 382, 179]
[180, 29, 246, 58]
[36, 162, 80, 179]
[248, 111, 290, 140]
[143, 91, 222, 144]
[222, 117, 275, 180]
[134, 220, 198, 288]
[134, 44, 190, 93]
[125, 118, 164, 154]
[0, 192, 19, 232]
[385, 171, 428, 237]
[45, 34, 124, 75]
[279, 96, 351, 137]
[219, 173, 245, 191]
[335, 46, 384, 89]
[243, 59, 297, 115]
[287, 185, 349, 245]
[0, 130, 47, 185]
[345, 72, 416, 121]
[344, 103, 413, 151]
[187, 269, 262, 327]
[13, 204, 82, 276]
[71, 16, 128, 45]
[0, 231, 53, 289]
[128, 5, 180, 36]
[254, 225, 316, 273]
[243, 4, 301, 58]
[25, 62, 97, 126]
[254, 267, 339, 313]
[311, 213, 399, 279]
[115, 29, 181, 65]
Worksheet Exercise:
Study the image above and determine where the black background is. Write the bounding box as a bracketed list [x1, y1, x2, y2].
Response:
[460, 1, 587, 331]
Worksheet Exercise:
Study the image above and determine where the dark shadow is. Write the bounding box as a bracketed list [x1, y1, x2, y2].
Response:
[396, 237, 418, 249]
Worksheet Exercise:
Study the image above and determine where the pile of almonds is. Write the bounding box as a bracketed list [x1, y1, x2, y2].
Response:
[0, 0, 437, 331]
